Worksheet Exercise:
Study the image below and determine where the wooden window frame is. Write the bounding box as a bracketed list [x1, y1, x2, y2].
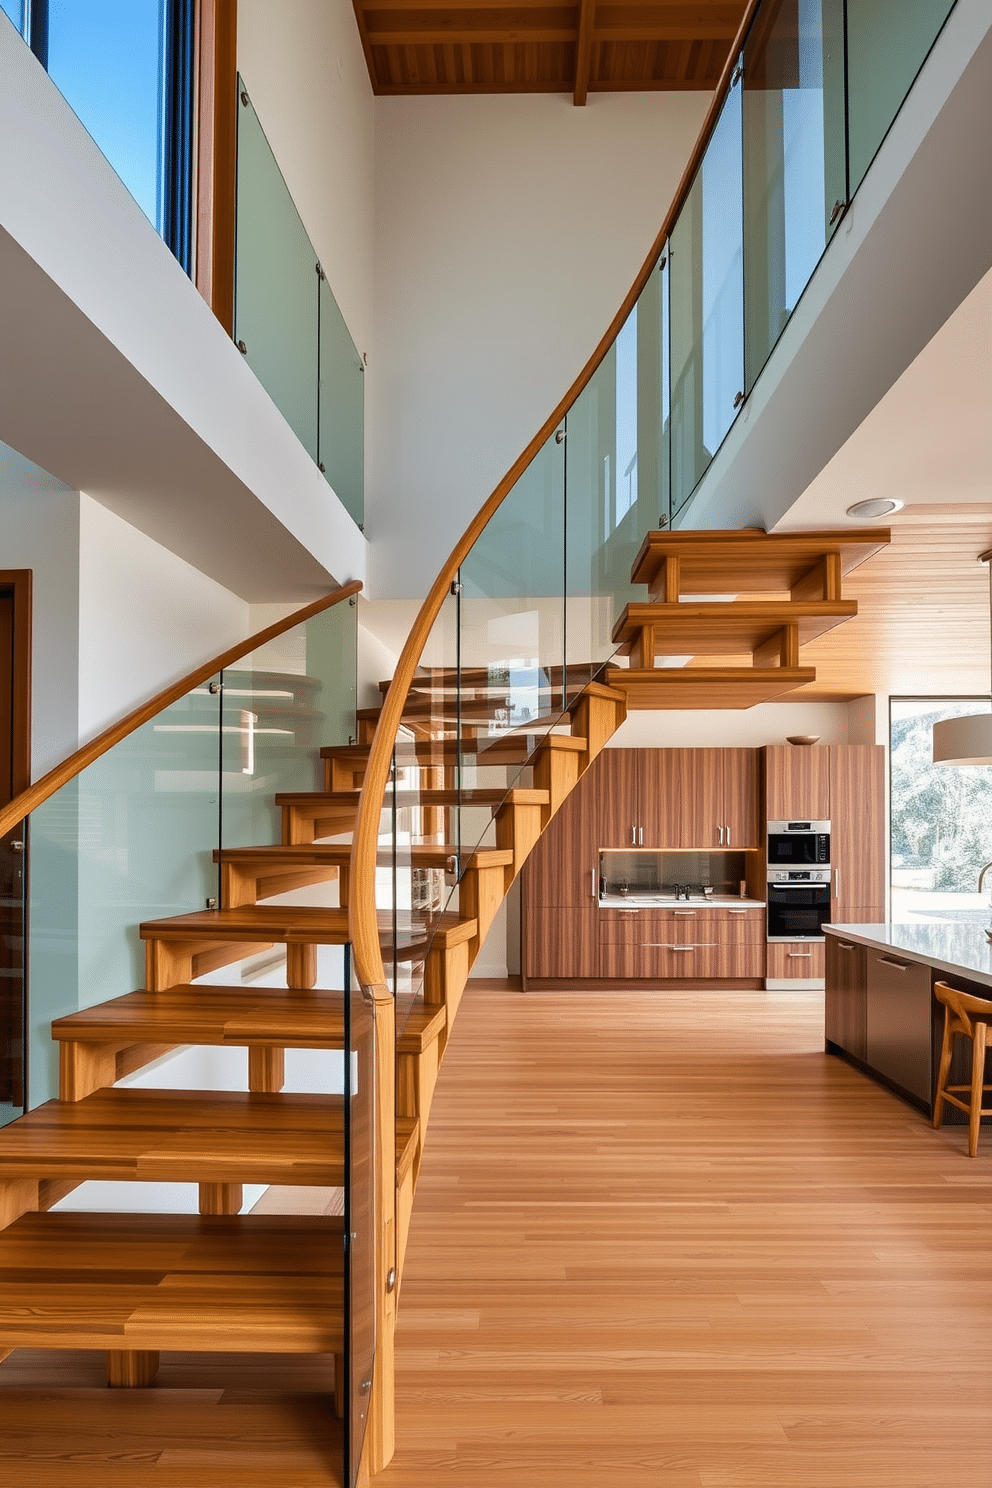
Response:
[194, 0, 238, 334]
[0, 570, 32, 801]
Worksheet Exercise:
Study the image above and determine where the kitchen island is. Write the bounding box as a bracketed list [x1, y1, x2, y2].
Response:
[824, 920, 992, 1120]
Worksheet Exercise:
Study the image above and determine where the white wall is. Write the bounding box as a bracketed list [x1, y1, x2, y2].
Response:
[0, 442, 81, 775]
[608, 700, 858, 749]
[369, 90, 710, 598]
[77, 495, 249, 740]
[237, 0, 376, 359]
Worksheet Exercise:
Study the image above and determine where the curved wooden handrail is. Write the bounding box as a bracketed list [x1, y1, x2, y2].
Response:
[348, 0, 762, 987]
[0, 580, 362, 841]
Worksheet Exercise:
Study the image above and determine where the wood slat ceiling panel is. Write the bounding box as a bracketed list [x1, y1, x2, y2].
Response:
[355, 0, 747, 94]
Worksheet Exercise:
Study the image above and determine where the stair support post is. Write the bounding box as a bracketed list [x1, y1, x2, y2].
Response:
[106, 1350, 160, 1388]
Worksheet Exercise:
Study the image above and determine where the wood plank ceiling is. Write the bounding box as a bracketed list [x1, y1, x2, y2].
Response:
[352, 0, 748, 103]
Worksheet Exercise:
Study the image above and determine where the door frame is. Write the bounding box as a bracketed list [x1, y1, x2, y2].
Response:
[0, 570, 32, 800]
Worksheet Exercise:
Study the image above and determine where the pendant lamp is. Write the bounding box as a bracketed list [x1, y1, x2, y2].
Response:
[932, 549, 992, 765]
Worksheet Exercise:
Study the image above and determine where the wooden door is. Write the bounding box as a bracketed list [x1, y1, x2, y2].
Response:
[720, 748, 759, 848]
[829, 745, 885, 918]
[668, 749, 724, 848]
[523, 761, 600, 909]
[596, 748, 642, 849]
[764, 744, 830, 820]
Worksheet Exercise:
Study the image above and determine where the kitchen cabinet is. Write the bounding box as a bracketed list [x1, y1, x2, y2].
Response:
[524, 757, 603, 908]
[829, 745, 885, 922]
[764, 744, 830, 820]
[523, 906, 600, 980]
[600, 747, 759, 850]
[824, 934, 867, 1060]
[865, 947, 932, 1104]
[766, 941, 825, 983]
[600, 908, 764, 981]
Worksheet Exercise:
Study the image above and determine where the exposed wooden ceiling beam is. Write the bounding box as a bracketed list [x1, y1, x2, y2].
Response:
[573, 0, 596, 103]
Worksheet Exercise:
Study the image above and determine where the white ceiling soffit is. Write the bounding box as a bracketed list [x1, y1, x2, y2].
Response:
[680, 0, 992, 538]
[0, 23, 367, 603]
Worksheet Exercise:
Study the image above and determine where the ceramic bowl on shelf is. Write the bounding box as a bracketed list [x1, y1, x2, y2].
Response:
[786, 734, 820, 746]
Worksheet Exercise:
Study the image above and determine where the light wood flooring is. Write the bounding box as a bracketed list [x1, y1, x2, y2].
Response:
[378, 979, 992, 1488]
[1, 980, 989, 1485]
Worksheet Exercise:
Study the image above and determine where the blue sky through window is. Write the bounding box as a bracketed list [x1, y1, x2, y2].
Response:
[0, 0, 27, 37]
[46, 0, 166, 230]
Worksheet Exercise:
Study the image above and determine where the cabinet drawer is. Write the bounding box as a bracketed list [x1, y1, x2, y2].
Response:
[766, 941, 825, 981]
[601, 939, 765, 980]
[601, 913, 763, 945]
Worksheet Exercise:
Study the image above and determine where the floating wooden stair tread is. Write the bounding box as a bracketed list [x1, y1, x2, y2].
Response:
[52, 985, 347, 1050]
[0, 1088, 344, 1186]
[396, 1003, 446, 1055]
[611, 599, 858, 653]
[391, 845, 514, 870]
[631, 527, 890, 597]
[606, 665, 817, 709]
[214, 844, 351, 868]
[0, 1212, 344, 1354]
[140, 906, 350, 945]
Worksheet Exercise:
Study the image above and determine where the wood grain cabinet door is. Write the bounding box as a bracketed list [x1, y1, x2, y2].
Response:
[524, 906, 600, 978]
[763, 744, 831, 820]
[524, 762, 601, 909]
[637, 749, 680, 847]
[828, 745, 885, 917]
[667, 749, 722, 847]
[597, 748, 643, 848]
[720, 748, 759, 847]
[824, 934, 867, 1060]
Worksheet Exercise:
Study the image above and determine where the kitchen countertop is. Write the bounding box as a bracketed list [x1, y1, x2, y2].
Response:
[826, 920, 992, 991]
[599, 894, 766, 910]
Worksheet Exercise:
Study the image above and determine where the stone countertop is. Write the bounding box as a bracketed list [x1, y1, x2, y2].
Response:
[599, 894, 766, 910]
[826, 920, 992, 991]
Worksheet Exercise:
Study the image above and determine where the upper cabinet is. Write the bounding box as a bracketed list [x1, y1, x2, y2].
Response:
[829, 745, 885, 919]
[763, 744, 830, 820]
[597, 748, 759, 849]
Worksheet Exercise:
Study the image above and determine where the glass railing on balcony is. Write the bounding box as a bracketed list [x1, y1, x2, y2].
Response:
[235, 79, 365, 529]
[0, 585, 374, 1487]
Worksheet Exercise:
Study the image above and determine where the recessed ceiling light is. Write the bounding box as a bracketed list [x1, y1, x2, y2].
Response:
[845, 498, 904, 519]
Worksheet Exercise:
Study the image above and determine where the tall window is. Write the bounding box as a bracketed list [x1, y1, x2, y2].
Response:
[6, 0, 194, 269]
[890, 698, 992, 922]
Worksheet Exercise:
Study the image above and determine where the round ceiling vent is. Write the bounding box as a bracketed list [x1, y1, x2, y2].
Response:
[844, 498, 903, 519]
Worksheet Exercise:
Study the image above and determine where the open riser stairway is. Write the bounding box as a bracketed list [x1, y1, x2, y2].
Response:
[0, 526, 883, 1482]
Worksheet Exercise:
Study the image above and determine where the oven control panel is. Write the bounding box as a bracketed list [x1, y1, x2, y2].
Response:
[767, 867, 831, 884]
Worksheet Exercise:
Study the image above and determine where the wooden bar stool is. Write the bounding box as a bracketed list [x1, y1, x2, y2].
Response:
[933, 980, 992, 1157]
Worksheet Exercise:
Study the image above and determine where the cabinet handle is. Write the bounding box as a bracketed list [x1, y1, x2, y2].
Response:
[726, 824, 732, 846]
[673, 910, 696, 916]
[665, 945, 696, 952]
[838, 941, 856, 950]
[878, 954, 910, 970]
[787, 952, 812, 959]
[718, 825, 725, 844]
[631, 825, 636, 845]
[729, 909, 747, 915]
[834, 868, 840, 899]
[591, 868, 597, 899]
[639, 826, 643, 845]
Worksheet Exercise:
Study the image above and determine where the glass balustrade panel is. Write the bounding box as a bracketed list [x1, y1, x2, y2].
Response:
[319, 276, 365, 529]
[846, 0, 957, 196]
[669, 70, 745, 518]
[377, 594, 460, 1047]
[219, 599, 358, 858]
[565, 316, 652, 676]
[235, 80, 319, 462]
[459, 434, 567, 835]
[26, 677, 223, 1107]
[0, 820, 26, 1128]
[743, 0, 846, 391]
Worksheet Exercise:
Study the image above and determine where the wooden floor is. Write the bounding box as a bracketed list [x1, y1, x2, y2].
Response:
[1, 979, 990, 1485]
[378, 979, 992, 1488]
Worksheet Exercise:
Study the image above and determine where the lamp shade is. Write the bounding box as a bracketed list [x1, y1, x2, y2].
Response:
[932, 712, 992, 766]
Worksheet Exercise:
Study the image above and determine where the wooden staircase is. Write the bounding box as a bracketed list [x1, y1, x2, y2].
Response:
[0, 527, 886, 1480]
[607, 527, 888, 707]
